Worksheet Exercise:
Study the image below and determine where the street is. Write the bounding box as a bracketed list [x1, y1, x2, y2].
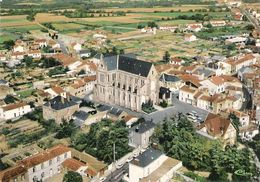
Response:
[104, 163, 129, 182]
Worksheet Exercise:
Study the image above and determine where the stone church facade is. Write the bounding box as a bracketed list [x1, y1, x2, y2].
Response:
[94, 55, 159, 112]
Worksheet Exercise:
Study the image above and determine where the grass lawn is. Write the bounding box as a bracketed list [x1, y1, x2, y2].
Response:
[52, 22, 85, 31]
[0, 32, 18, 44]
[0, 25, 41, 33]
[17, 89, 35, 99]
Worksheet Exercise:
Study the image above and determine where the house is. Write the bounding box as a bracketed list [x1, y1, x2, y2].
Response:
[66, 80, 86, 97]
[0, 102, 32, 120]
[0, 53, 7, 62]
[179, 85, 197, 105]
[83, 75, 96, 94]
[105, 107, 128, 121]
[200, 76, 226, 94]
[44, 85, 66, 99]
[0, 145, 106, 182]
[186, 23, 203, 32]
[13, 45, 24, 53]
[192, 67, 215, 80]
[159, 73, 184, 92]
[48, 40, 60, 49]
[140, 27, 157, 34]
[159, 26, 177, 32]
[43, 95, 80, 124]
[227, 108, 250, 127]
[226, 54, 257, 74]
[210, 20, 226, 27]
[197, 113, 237, 145]
[11, 52, 25, 60]
[35, 39, 47, 48]
[28, 50, 42, 59]
[129, 147, 182, 182]
[169, 57, 185, 65]
[159, 87, 172, 105]
[129, 121, 155, 148]
[94, 54, 159, 112]
[0, 85, 14, 100]
[71, 42, 82, 52]
[184, 34, 197, 42]
[79, 50, 91, 58]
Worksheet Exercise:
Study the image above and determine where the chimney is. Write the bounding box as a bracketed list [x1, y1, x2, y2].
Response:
[132, 159, 140, 166]
[116, 55, 119, 70]
[151, 143, 158, 150]
[61, 96, 65, 104]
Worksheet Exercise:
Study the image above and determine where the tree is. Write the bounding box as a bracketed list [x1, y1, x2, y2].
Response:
[229, 113, 240, 132]
[163, 51, 170, 62]
[147, 21, 158, 28]
[78, 69, 86, 75]
[63, 171, 83, 182]
[22, 56, 33, 67]
[2, 40, 15, 50]
[55, 120, 77, 139]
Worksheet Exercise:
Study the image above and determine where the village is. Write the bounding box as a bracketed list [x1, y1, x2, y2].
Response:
[0, 0, 260, 182]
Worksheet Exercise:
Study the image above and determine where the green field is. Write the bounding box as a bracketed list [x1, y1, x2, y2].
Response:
[1, 25, 42, 33]
[137, 11, 231, 19]
[17, 89, 35, 99]
[0, 18, 28, 23]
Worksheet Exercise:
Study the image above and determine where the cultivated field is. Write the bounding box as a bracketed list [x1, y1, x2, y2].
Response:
[101, 5, 210, 12]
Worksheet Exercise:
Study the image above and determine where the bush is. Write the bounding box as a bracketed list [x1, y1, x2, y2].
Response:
[63, 171, 82, 182]
[160, 100, 168, 108]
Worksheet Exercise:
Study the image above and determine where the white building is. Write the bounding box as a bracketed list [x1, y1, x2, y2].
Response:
[28, 50, 42, 59]
[0, 102, 32, 120]
[72, 42, 82, 53]
[129, 148, 182, 182]
[184, 34, 197, 42]
[200, 76, 226, 95]
[179, 85, 197, 105]
[128, 121, 155, 148]
[44, 85, 66, 99]
[13, 45, 24, 52]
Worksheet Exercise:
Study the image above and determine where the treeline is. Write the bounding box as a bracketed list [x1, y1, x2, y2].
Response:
[59, 9, 126, 18]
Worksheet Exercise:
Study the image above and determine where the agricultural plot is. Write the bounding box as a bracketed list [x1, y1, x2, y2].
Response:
[0, 15, 37, 27]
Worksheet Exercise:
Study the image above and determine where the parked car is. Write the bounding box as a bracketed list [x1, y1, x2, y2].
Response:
[126, 156, 133, 163]
[99, 177, 106, 182]
[116, 163, 124, 169]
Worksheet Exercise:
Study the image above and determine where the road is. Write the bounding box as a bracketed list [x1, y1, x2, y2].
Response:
[104, 163, 128, 182]
[240, 6, 260, 30]
[241, 85, 253, 111]
[57, 39, 69, 54]
[144, 94, 209, 124]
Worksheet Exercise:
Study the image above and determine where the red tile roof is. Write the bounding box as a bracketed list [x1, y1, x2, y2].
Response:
[1, 102, 27, 112]
[0, 165, 27, 182]
[19, 145, 70, 168]
[62, 158, 85, 171]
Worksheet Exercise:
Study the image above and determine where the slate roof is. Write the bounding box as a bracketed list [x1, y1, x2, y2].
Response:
[159, 87, 171, 99]
[0, 79, 8, 85]
[79, 49, 91, 54]
[96, 104, 112, 112]
[44, 96, 78, 110]
[193, 67, 215, 78]
[73, 111, 89, 121]
[102, 53, 137, 71]
[131, 148, 163, 167]
[118, 56, 152, 77]
[131, 120, 155, 134]
[159, 73, 181, 82]
[108, 107, 123, 117]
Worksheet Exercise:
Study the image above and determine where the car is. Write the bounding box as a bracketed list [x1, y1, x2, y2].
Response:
[133, 151, 139, 157]
[191, 110, 198, 115]
[187, 115, 197, 120]
[116, 163, 124, 169]
[99, 177, 106, 182]
[126, 156, 133, 163]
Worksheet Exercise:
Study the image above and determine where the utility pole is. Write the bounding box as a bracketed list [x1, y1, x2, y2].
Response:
[113, 142, 116, 162]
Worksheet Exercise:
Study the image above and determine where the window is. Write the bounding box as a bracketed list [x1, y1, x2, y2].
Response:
[64, 153, 67, 158]
[41, 163, 44, 169]
[57, 156, 60, 162]
[41, 172, 45, 178]
[49, 160, 52, 166]
[33, 167, 36, 173]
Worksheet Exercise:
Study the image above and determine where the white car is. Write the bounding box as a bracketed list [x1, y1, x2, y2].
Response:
[116, 163, 124, 169]
[126, 156, 133, 163]
[99, 177, 106, 182]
